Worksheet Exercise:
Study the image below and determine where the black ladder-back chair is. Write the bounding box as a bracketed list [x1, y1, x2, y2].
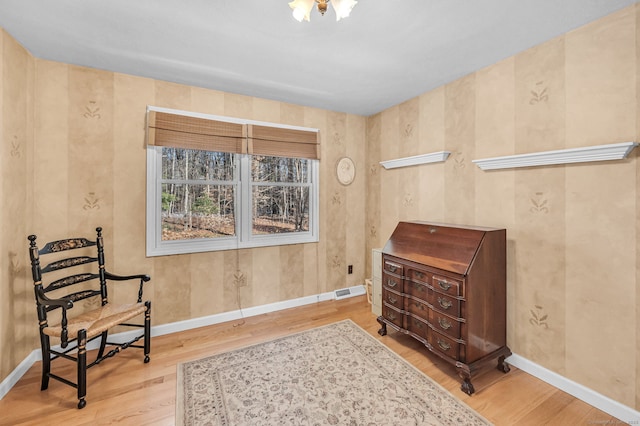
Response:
[28, 227, 151, 409]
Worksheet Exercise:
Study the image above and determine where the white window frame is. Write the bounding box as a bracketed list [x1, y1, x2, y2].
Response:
[145, 107, 319, 257]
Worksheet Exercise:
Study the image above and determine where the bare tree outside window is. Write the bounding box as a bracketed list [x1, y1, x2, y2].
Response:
[160, 150, 311, 241]
[161, 148, 236, 240]
[251, 155, 310, 234]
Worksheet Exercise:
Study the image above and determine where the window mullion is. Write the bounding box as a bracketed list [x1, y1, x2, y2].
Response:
[311, 160, 319, 239]
[238, 154, 252, 245]
[146, 146, 162, 256]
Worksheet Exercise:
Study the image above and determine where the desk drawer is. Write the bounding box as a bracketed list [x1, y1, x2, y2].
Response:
[382, 272, 403, 292]
[429, 291, 461, 318]
[432, 275, 462, 298]
[383, 259, 403, 275]
[382, 304, 404, 329]
[406, 279, 429, 301]
[430, 329, 462, 361]
[430, 310, 462, 339]
[406, 297, 429, 318]
[408, 315, 429, 342]
[382, 288, 403, 310]
[408, 268, 429, 283]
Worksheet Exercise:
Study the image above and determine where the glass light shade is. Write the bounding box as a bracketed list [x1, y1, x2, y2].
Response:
[289, 0, 314, 22]
[331, 0, 357, 21]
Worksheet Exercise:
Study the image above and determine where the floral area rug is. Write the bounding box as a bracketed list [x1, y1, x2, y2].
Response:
[176, 319, 491, 425]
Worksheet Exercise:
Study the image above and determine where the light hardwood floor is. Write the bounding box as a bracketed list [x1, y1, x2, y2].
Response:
[0, 296, 622, 425]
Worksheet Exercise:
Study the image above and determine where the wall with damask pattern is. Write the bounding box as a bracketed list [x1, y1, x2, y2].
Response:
[366, 4, 640, 411]
[0, 30, 367, 384]
[30, 65, 366, 326]
[0, 29, 33, 390]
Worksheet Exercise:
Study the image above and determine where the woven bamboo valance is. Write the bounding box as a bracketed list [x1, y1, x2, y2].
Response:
[248, 124, 320, 160]
[147, 110, 247, 154]
[147, 109, 320, 160]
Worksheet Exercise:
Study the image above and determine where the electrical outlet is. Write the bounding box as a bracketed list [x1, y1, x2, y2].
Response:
[348, 265, 353, 274]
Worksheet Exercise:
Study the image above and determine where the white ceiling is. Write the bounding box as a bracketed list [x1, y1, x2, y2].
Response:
[0, 0, 637, 116]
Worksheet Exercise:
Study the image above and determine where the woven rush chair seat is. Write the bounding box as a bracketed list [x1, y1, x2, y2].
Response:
[28, 227, 151, 409]
[43, 303, 147, 340]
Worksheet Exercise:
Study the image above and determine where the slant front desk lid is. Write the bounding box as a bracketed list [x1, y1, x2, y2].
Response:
[382, 221, 503, 276]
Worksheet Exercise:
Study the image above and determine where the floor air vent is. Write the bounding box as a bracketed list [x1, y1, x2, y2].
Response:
[334, 288, 352, 299]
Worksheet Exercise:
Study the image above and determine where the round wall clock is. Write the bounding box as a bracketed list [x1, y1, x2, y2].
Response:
[336, 157, 356, 186]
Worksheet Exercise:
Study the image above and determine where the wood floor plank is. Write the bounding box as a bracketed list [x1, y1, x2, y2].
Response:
[0, 296, 623, 425]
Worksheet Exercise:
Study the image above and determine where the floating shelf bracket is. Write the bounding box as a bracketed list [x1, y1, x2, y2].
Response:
[472, 142, 638, 171]
[380, 151, 451, 170]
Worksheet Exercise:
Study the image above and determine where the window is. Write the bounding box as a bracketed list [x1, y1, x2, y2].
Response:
[146, 107, 319, 256]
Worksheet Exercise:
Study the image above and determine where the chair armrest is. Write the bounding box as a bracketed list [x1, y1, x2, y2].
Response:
[104, 271, 151, 282]
[104, 271, 151, 303]
[35, 287, 73, 310]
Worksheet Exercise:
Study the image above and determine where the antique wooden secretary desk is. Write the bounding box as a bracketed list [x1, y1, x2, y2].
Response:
[377, 221, 511, 395]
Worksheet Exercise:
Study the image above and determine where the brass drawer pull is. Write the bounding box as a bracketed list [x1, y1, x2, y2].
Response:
[387, 279, 397, 288]
[415, 271, 426, 280]
[413, 302, 425, 311]
[387, 294, 398, 304]
[413, 320, 424, 329]
[437, 280, 452, 291]
[388, 264, 397, 273]
[438, 297, 452, 310]
[438, 317, 452, 330]
[411, 282, 424, 291]
[387, 312, 397, 321]
[437, 339, 451, 351]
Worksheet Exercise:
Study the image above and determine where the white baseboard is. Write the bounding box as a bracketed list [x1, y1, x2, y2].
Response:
[0, 285, 363, 400]
[506, 353, 640, 423]
[145, 286, 357, 339]
[0, 350, 39, 400]
[6, 286, 637, 423]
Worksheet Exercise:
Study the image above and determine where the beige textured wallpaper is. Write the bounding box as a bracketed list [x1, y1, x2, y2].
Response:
[0, 29, 33, 387]
[366, 5, 639, 410]
[0, 29, 367, 383]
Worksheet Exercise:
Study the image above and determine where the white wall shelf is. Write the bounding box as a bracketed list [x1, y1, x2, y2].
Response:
[380, 151, 450, 170]
[472, 142, 638, 171]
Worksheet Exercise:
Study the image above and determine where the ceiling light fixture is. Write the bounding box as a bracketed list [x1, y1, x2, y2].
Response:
[289, 0, 357, 22]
